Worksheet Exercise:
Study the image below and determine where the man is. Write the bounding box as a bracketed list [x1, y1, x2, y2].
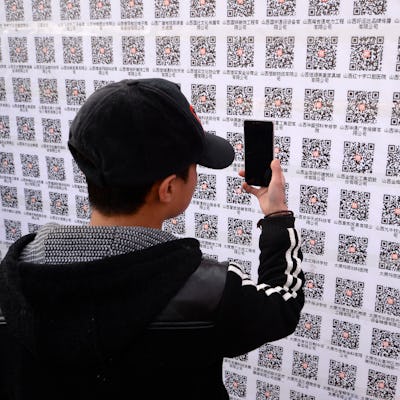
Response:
[0, 78, 304, 399]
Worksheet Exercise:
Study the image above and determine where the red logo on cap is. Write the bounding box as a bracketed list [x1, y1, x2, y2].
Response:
[190, 104, 202, 126]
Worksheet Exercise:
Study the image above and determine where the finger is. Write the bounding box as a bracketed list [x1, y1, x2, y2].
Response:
[242, 181, 261, 196]
[238, 169, 245, 177]
[270, 159, 285, 185]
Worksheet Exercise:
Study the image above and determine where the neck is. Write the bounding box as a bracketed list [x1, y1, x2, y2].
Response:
[89, 208, 164, 229]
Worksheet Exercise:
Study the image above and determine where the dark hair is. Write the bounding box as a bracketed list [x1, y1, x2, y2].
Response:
[87, 166, 191, 216]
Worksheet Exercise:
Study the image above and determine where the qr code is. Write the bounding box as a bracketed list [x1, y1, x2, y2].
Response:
[354, 0, 387, 15]
[190, 36, 216, 67]
[122, 36, 145, 65]
[379, 240, 400, 272]
[227, 0, 254, 17]
[93, 80, 114, 92]
[156, 36, 180, 66]
[5, 0, 24, 21]
[334, 277, 364, 309]
[72, 159, 86, 184]
[12, 77, 32, 103]
[16, 116, 35, 141]
[191, 84, 216, 114]
[274, 136, 290, 165]
[227, 36, 254, 68]
[224, 370, 247, 398]
[60, 0, 80, 20]
[226, 176, 251, 205]
[366, 369, 397, 400]
[75, 195, 90, 220]
[121, 0, 143, 18]
[227, 132, 244, 162]
[28, 223, 42, 234]
[35, 36, 55, 63]
[42, 118, 61, 143]
[0, 78, 5, 102]
[386, 145, 400, 177]
[24, 188, 43, 212]
[301, 228, 325, 255]
[299, 185, 328, 215]
[391, 92, 400, 125]
[375, 285, 399, 316]
[65, 79, 86, 106]
[381, 194, 400, 226]
[38, 78, 58, 104]
[194, 173, 216, 201]
[370, 328, 399, 359]
[289, 390, 315, 400]
[0, 186, 18, 208]
[62, 36, 84, 64]
[304, 89, 334, 121]
[155, 0, 179, 18]
[89, 0, 111, 19]
[255, 380, 279, 400]
[228, 258, 252, 275]
[301, 138, 331, 169]
[292, 351, 319, 381]
[20, 154, 40, 178]
[46, 156, 66, 181]
[267, 0, 296, 16]
[264, 87, 293, 118]
[227, 217, 252, 246]
[49, 192, 69, 216]
[397, 39, 400, 73]
[32, 0, 52, 20]
[342, 141, 374, 174]
[346, 90, 379, 124]
[258, 344, 283, 370]
[350, 36, 384, 71]
[304, 272, 324, 300]
[337, 234, 368, 265]
[265, 37, 295, 69]
[331, 319, 361, 350]
[0, 152, 15, 175]
[294, 312, 322, 340]
[328, 360, 357, 390]
[4, 219, 22, 241]
[227, 85, 253, 116]
[339, 189, 370, 221]
[308, 0, 340, 16]
[190, 0, 216, 17]
[12, 78, 32, 103]
[91, 36, 113, 64]
[163, 213, 185, 235]
[306, 36, 338, 70]
[0, 116, 10, 139]
[8, 37, 28, 63]
[195, 213, 218, 240]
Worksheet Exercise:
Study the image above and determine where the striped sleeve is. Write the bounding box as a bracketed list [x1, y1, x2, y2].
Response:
[227, 226, 303, 301]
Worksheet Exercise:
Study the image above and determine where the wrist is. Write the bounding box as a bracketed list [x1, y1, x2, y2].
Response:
[264, 210, 292, 218]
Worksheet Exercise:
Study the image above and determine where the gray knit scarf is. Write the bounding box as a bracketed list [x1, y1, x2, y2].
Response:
[20, 223, 177, 265]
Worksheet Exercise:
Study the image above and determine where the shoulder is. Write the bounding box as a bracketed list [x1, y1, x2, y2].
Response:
[154, 257, 229, 322]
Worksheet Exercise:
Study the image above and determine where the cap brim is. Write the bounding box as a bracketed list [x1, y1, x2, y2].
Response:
[198, 133, 235, 169]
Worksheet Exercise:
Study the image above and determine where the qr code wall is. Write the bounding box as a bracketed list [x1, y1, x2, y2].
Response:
[0, 1, 399, 398]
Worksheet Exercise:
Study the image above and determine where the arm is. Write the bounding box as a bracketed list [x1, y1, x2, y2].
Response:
[216, 160, 304, 356]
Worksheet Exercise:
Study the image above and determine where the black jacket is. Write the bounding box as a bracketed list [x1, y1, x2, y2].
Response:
[0, 216, 304, 400]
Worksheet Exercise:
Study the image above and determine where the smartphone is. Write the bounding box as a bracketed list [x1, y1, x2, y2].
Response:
[244, 120, 274, 187]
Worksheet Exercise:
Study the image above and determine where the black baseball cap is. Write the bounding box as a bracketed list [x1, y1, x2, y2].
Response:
[68, 78, 234, 187]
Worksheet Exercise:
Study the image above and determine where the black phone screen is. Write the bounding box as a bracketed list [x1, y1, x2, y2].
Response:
[244, 120, 274, 187]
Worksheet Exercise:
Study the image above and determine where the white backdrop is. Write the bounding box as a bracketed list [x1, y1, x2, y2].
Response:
[0, 1, 399, 399]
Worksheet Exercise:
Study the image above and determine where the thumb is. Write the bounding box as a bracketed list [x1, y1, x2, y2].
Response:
[270, 159, 285, 186]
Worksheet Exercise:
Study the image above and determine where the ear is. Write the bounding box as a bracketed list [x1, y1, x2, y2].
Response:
[157, 174, 177, 204]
